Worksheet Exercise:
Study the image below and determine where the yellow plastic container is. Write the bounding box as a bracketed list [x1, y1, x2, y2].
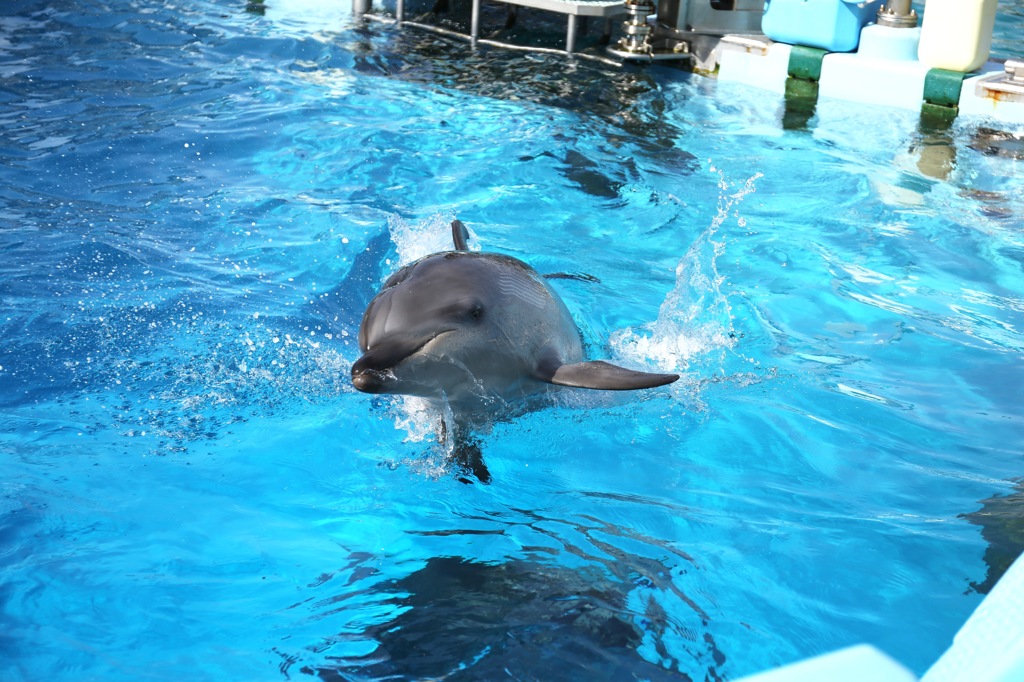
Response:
[917, 0, 998, 73]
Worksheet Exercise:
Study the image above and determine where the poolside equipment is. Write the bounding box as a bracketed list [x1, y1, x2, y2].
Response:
[352, 0, 1024, 125]
[608, 0, 765, 60]
[815, 3, 929, 110]
[917, 0, 998, 73]
[761, 0, 885, 53]
[468, 0, 626, 53]
[607, 0, 657, 58]
[715, 2, 1024, 125]
[974, 59, 1024, 106]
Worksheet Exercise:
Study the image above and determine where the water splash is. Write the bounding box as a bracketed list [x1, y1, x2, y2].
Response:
[383, 213, 489, 464]
[393, 395, 444, 444]
[388, 212, 475, 268]
[612, 169, 764, 376]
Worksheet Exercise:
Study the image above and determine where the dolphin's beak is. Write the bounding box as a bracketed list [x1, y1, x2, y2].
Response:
[351, 349, 399, 394]
[350, 330, 451, 394]
[351, 366, 388, 393]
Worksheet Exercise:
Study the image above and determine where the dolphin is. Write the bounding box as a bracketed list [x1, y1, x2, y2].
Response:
[351, 220, 678, 481]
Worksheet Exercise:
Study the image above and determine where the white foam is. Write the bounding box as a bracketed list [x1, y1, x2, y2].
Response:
[388, 213, 476, 268]
[393, 396, 442, 444]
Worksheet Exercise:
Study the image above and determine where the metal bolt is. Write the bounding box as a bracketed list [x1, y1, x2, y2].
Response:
[876, 0, 918, 29]
[1006, 60, 1024, 83]
[615, 0, 656, 54]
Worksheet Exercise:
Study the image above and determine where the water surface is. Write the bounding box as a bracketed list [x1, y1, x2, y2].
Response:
[1, 1, 1023, 680]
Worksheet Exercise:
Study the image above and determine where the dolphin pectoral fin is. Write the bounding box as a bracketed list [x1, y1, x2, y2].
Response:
[539, 359, 679, 390]
[451, 219, 470, 251]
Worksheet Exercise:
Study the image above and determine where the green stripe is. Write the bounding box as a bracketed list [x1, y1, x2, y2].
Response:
[785, 77, 819, 101]
[787, 45, 828, 82]
[923, 68, 967, 108]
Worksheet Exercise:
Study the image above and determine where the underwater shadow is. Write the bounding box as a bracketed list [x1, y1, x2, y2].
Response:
[305, 556, 716, 681]
[964, 480, 1024, 595]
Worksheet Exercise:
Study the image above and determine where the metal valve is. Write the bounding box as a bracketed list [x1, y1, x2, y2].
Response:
[613, 0, 657, 55]
[876, 0, 918, 29]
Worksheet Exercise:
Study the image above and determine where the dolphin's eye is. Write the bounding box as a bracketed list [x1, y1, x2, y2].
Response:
[469, 302, 484, 322]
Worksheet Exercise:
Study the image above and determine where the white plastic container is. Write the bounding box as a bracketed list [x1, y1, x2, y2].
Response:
[917, 0, 998, 73]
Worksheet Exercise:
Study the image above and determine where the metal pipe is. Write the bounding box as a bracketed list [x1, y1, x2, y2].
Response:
[470, 0, 481, 48]
[614, 0, 655, 54]
[353, 0, 372, 17]
[365, 13, 623, 66]
[877, 0, 918, 28]
[886, 0, 912, 15]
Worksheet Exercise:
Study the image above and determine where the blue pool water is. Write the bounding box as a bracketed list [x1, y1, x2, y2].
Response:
[2, 1, 1023, 680]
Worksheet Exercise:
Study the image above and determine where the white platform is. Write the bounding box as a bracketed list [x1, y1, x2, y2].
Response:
[923, 550, 1024, 682]
[716, 30, 1024, 124]
[717, 36, 791, 94]
[735, 552, 1024, 682]
[736, 645, 916, 682]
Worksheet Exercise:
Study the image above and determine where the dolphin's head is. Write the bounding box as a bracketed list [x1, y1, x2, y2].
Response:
[351, 252, 507, 401]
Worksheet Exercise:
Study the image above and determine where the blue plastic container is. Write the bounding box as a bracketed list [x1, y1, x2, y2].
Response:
[762, 0, 885, 53]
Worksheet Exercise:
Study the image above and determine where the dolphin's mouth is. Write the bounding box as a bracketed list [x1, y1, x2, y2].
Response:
[351, 367, 394, 393]
[350, 330, 453, 394]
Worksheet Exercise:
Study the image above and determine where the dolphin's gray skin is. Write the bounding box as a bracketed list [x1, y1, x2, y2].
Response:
[351, 220, 678, 481]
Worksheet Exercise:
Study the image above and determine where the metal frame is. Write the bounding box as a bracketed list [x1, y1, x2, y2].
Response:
[469, 0, 625, 53]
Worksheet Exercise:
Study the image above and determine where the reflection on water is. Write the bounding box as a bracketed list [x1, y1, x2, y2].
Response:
[964, 481, 1024, 595]
[349, 28, 697, 158]
[970, 127, 1024, 161]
